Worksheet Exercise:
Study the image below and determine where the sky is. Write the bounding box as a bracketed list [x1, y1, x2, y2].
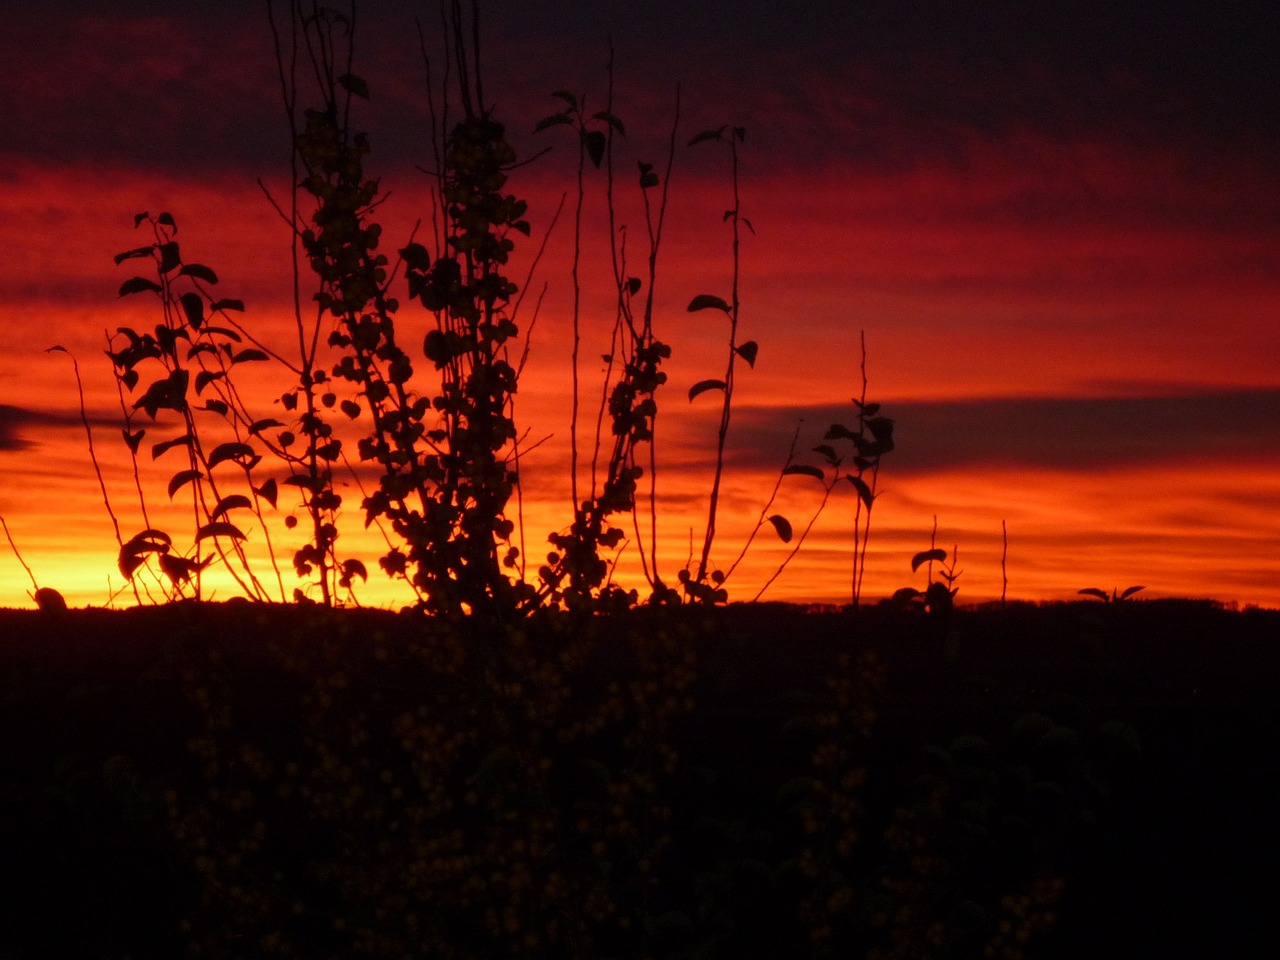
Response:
[1, 0, 1278, 609]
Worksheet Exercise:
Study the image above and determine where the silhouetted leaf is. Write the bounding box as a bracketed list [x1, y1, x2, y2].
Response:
[152, 433, 193, 459]
[158, 241, 180, 274]
[867, 416, 895, 443]
[157, 212, 176, 229]
[688, 128, 724, 146]
[892, 587, 922, 606]
[582, 129, 606, 168]
[638, 162, 659, 189]
[1119, 585, 1145, 600]
[824, 423, 857, 442]
[202, 325, 242, 342]
[118, 277, 162, 297]
[179, 263, 218, 284]
[782, 464, 825, 481]
[626, 277, 642, 296]
[767, 514, 793, 543]
[735, 340, 758, 367]
[912, 548, 948, 573]
[687, 294, 731, 313]
[813, 444, 838, 464]
[122, 429, 145, 453]
[688, 379, 726, 402]
[167, 469, 203, 499]
[741, 217, 755, 234]
[133, 212, 150, 228]
[1078, 588, 1110, 601]
[534, 113, 572, 132]
[232, 348, 268, 364]
[248, 418, 283, 436]
[552, 90, 578, 108]
[194, 370, 223, 394]
[211, 495, 251, 521]
[179, 292, 204, 329]
[203, 399, 228, 415]
[119, 528, 172, 578]
[159, 553, 204, 585]
[339, 558, 368, 587]
[113, 245, 153, 265]
[255, 478, 278, 508]
[208, 442, 256, 470]
[211, 298, 245, 312]
[196, 522, 246, 542]
[846, 474, 875, 508]
[340, 399, 361, 418]
[338, 72, 369, 99]
[592, 110, 625, 134]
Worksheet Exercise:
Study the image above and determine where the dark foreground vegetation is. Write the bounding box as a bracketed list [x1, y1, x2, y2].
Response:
[2, 598, 1278, 958]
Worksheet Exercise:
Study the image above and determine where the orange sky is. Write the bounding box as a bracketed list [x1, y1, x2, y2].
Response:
[1, 1, 1278, 610]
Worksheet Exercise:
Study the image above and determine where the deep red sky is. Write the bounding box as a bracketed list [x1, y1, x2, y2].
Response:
[1, 1, 1278, 608]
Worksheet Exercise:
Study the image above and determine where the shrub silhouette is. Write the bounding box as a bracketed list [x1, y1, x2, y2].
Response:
[95, 0, 892, 619]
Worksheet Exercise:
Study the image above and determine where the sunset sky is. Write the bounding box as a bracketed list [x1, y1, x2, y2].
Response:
[1, 0, 1278, 610]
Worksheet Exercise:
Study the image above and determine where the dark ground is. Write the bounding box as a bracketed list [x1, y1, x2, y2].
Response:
[1, 598, 1277, 958]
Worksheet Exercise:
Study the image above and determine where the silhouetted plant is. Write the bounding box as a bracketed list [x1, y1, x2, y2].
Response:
[82, 1, 887, 619]
[893, 520, 961, 617]
[109, 212, 285, 602]
[1078, 585, 1145, 603]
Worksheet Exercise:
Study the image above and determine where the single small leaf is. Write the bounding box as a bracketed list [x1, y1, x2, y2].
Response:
[179, 292, 204, 329]
[118, 277, 162, 297]
[340, 399, 361, 418]
[232, 348, 268, 364]
[249, 418, 284, 436]
[179, 263, 218, 284]
[152, 433, 193, 459]
[211, 494, 252, 521]
[1078, 588, 1110, 601]
[688, 294, 731, 313]
[338, 72, 370, 99]
[892, 587, 923, 605]
[211, 298, 245, 312]
[208, 441, 256, 470]
[194, 370, 223, 394]
[167, 469, 203, 499]
[592, 110, 625, 134]
[782, 464, 825, 481]
[767, 514, 793, 543]
[1119, 585, 1146, 600]
[113, 245, 153, 265]
[911, 548, 948, 573]
[582, 129, 606, 168]
[626, 277, 642, 296]
[688, 378, 726, 402]
[196, 522, 246, 542]
[158, 241, 180, 274]
[157, 212, 176, 228]
[688, 127, 725, 147]
[122, 428, 145, 453]
[551, 90, 578, 108]
[203, 399, 228, 415]
[813, 444, 838, 464]
[255, 478, 278, 508]
[534, 113, 572, 132]
[133, 212, 150, 228]
[846, 474, 875, 509]
[735, 340, 758, 367]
